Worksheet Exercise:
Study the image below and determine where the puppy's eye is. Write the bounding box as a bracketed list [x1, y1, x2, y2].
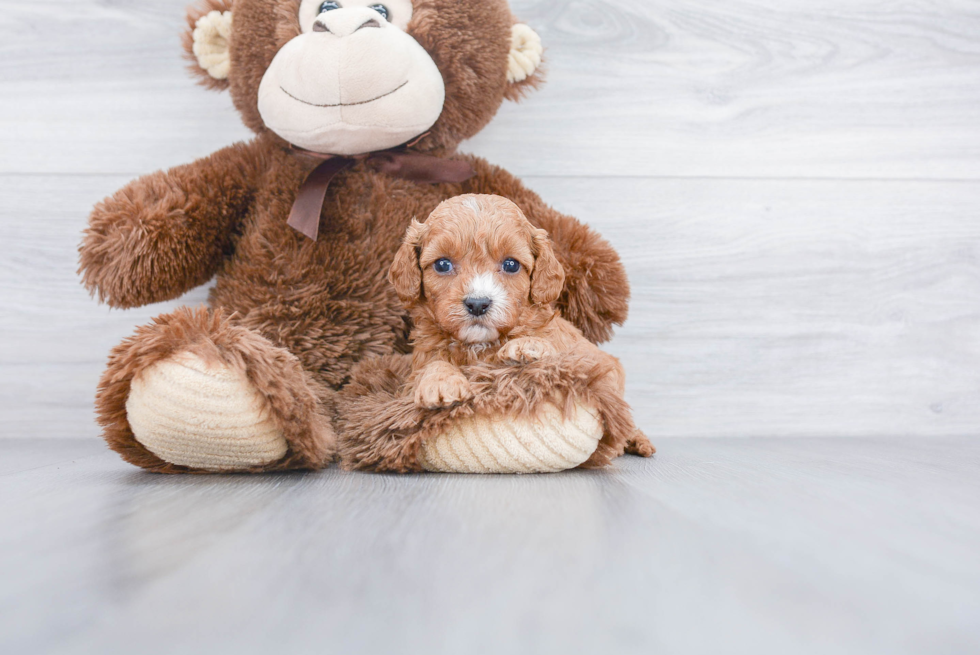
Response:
[433, 258, 454, 274]
[501, 258, 521, 274]
[369, 3, 389, 20]
[318, 1, 341, 13]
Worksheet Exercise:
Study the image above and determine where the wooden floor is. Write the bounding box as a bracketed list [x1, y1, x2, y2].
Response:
[3, 0, 980, 652]
[2, 437, 979, 654]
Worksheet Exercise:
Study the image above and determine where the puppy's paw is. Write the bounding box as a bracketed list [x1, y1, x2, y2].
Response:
[498, 337, 557, 364]
[415, 370, 473, 409]
[626, 431, 656, 457]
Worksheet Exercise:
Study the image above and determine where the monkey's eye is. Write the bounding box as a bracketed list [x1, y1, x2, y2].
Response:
[433, 258, 454, 275]
[318, 1, 341, 13]
[502, 258, 521, 274]
[369, 4, 389, 20]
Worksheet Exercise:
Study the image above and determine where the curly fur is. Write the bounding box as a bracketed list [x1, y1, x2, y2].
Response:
[336, 196, 652, 473]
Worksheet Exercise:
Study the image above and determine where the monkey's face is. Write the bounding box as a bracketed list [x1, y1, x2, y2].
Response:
[185, 0, 545, 156]
[257, 0, 445, 155]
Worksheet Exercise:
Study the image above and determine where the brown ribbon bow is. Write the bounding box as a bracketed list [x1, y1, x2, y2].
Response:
[287, 147, 476, 241]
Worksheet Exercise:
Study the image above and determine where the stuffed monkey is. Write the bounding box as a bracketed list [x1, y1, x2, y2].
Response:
[80, 0, 633, 473]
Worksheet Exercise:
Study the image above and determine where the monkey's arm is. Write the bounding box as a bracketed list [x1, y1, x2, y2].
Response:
[463, 158, 630, 344]
[79, 141, 265, 309]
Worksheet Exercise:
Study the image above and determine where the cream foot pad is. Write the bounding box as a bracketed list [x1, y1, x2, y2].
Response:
[417, 400, 603, 474]
[126, 351, 288, 471]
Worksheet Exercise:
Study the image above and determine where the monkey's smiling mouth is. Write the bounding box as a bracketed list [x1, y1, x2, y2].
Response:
[280, 80, 409, 108]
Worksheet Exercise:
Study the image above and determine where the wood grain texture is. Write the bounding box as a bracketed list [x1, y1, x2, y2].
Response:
[1, 0, 979, 178]
[471, 0, 980, 179]
[1, 438, 978, 654]
[1, 0, 980, 441]
[4, 174, 980, 438]
[533, 177, 980, 438]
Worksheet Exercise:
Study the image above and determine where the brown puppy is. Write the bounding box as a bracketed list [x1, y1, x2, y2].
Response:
[389, 194, 654, 457]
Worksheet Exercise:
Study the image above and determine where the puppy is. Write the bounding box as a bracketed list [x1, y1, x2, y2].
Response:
[389, 194, 654, 458]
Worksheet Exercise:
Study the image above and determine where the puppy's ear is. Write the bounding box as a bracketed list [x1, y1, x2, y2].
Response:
[389, 219, 426, 304]
[530, 229, 565, 305]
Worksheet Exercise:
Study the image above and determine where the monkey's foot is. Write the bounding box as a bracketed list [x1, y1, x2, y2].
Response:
[126, 351, 288, 471]
[417, 400, 603, 474]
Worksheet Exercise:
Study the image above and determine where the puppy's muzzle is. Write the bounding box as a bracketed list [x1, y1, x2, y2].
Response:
[464, 297, 492, 317]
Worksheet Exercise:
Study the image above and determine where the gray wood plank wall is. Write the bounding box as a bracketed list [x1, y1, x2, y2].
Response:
[2, 0, 980, 439]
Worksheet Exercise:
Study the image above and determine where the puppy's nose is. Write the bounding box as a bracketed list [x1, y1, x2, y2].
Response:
[464, 297, 492, 317]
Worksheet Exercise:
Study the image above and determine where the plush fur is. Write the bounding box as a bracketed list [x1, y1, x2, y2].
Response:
[80, 0, 633, 473]
[97, 306, 335, 473]
[338, 351, 652, 472]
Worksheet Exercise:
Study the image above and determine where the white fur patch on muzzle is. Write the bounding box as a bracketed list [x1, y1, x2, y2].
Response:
[459, 273, 510, 343]
[466, 273, 508, 315]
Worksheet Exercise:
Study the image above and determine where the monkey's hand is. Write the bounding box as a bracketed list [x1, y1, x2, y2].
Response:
[79, 142, 261, 308]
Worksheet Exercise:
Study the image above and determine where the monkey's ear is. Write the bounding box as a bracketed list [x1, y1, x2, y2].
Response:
[530, 229, 565, 305]
[504, 23, 545, 101]
[389, 220, 427, 305]
[182, 1, 235, 91]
